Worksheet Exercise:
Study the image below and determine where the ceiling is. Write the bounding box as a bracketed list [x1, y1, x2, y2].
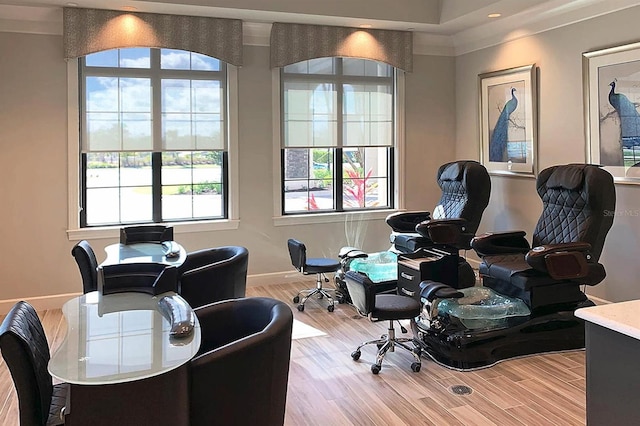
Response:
[1, 0, 639, 55]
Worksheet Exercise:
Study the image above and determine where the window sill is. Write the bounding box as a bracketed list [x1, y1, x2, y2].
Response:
[67, 219, 240, 241]
[273, 209, 398, 227]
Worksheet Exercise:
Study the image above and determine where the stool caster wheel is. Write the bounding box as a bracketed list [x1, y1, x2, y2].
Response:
[328, 304, 335, 312]
[411, 362, 421, 373]
[371, 364, 381, 375]
[292, 296, 300, 303]
[318, 293, 323, 299]
[297, 304, 304, 312]
[351, 350, 361, 361]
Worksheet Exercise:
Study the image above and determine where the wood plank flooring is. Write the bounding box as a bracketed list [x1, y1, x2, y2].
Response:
[0, 281, 586, 425]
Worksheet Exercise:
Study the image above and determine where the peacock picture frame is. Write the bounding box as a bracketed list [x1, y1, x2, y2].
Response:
[584, 41, 640, 184]
[478, 64, 537, 176]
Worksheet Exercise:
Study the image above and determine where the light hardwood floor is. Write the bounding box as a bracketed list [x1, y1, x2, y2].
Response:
[0, 281, 586, 425]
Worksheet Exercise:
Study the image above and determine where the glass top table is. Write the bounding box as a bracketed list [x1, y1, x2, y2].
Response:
[102, 242, 187, 267]
[48, 291, 201, 385]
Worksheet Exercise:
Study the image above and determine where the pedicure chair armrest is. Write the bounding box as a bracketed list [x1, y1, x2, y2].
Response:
[415, 218, 472, 248]
[338, 246, 368, 260]
[525, 242, 592, 280]
[385, 211, 431, 233]
[419, 280, 464, 302]
[471, 231, 531, 256]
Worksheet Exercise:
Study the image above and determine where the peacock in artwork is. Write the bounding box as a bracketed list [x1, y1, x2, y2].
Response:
[608, 80, 640, 148]
[489, 87, 518, 162]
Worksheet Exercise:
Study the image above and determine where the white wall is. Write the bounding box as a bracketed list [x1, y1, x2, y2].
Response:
[0, 32, 70, 300]
[405, 54, 457, 210]
[0, 33, 455, 303]
[455, 5, 640, 302]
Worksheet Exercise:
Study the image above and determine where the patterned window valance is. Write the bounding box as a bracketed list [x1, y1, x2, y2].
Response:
[63, 7, 243, 66]
[270, 22, 412, 72]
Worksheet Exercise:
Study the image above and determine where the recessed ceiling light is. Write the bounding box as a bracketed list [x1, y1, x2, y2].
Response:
[66, 2, 78, 6]
[359, 24, 372, 29]
[487, 13, 502, 18]
[122, 6, 138, 11]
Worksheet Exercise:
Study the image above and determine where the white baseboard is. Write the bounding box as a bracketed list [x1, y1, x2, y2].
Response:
[247, 271, 313, 287]
[0, 292, 81, 315]
[0, 272, 308, 315]
[465, 258, 481, 268]
[585, 294, 611, 305]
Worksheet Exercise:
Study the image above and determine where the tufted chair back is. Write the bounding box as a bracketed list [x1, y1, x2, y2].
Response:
[0, 301, 63, 426]
[432, 160, 492, 237]
[532, 164, 615, 261]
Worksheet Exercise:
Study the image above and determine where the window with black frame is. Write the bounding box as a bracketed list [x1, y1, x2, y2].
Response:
[281, 57, 395, 214]
[79, 47, 228, 227]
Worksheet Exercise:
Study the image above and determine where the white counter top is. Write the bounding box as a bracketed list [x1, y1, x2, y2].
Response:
[576, 300, 640, 340]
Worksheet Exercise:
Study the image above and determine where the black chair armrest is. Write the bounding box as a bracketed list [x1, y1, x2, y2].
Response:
[415, 218, 470, 247]
[471, 231, 530, 256]
[177, 247, 249, 305]
[386, 211, 431, 233]
[179, 247, 244, 273]
[525, 242, 592, 279]
[419, 280, 463, 302]
[338, 246, 368, 260]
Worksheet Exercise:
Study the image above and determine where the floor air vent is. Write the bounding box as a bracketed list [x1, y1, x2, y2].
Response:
[450, 385, 473, 395]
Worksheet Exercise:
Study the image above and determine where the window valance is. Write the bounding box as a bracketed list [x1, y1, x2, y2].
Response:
[63, 7, 243, 66]
[270, 23, 412, 72]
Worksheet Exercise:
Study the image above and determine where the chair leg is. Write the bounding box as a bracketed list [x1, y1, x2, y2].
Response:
[350, 320, 422, 374]
[292, 273, 337, 312]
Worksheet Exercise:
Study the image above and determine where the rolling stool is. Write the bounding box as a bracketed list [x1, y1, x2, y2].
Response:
[287, 238, 340, 312]
[344, 270, 422, 374]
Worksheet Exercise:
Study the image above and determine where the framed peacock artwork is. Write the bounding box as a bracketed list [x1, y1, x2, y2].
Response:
[584, 41, 640, 184]
[478, 64, 537, 176]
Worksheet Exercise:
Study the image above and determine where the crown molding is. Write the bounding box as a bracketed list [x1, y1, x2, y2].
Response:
[413, 33, 455, 56]
[242, 21, 271, 46]
[2, 2, 640, 57]
[0, 5, 62, 35]
[0, 17, 61, 35]
[452, 0, 640, 56]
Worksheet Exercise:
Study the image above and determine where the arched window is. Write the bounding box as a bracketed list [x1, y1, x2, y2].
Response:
[80, 48, 229, 226]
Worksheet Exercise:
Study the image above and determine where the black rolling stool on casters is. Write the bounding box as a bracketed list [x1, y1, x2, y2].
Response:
[344, 270, 422, 374]
[287, 238, 341, 312]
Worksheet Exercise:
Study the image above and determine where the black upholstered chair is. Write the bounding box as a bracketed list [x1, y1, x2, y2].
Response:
[71, 240, 99, 293]
[98, 263, 178, 296]
[177, 246, 249, 308]
[189, 297, 293, 426]
[385, 160, 491, 288]
[0, 301, 68, 426]
[287, 238, 341, 312]
[472, 164, 616, 310]
[386, 160, 491, 253]
[119, 225, 173, 245]
[344, 270, 422, 375]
